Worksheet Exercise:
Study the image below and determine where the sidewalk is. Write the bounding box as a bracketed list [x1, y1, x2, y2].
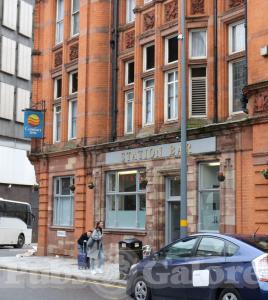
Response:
[0, 255, 126, 287]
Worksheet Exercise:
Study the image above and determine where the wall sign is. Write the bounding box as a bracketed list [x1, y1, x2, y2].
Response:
[24, 110, 44, 139]
[57, 231, 66, 238]
[106, 137, 216, 165]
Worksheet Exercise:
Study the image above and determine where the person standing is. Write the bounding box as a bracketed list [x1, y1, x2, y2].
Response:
[77, 230, 92, 254]
[87, 221, 104, 274]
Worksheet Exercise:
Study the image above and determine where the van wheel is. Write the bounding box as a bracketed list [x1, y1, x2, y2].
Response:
[14, 234, 25, 249]
[218, 288, 241, 300]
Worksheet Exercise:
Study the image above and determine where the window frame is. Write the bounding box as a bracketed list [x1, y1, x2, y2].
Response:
[164, 69, 178, 122]
[53, 105, 61, 143]
[189, 66, 207, 118]
[125, 60, 134, 86]
[189, 29, 207, 60]
[68, 100, 77, 140]
[53, 176, 74, 227]
[229, 20, 245, 55]
[71, 0, 79, 37]
[142, 78, 154, 126]
[69, 71, 78, 95]
[55, 0, 64, 45]
[54, 77, 62, 100]
[165, 34, 179, 65]
[143, 43, 155, 72]
[126, 0, 135, 24]
[124, 90, 134, 134]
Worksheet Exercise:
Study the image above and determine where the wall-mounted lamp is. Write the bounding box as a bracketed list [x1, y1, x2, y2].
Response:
[69, 184, 76, 192]
[217, 172, 225, 182]
[32, 184, 39, 191]
[88, 182, 95, 189]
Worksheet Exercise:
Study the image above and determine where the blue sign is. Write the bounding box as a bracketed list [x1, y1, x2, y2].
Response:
[24, 110, 44, 139]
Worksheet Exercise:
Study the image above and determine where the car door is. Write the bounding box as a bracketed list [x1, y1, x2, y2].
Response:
[150, 237, 200, 300]
[186, 236, 227, 300]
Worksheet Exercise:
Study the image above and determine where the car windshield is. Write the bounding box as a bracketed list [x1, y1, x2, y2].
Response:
[240, 237, 268, 252]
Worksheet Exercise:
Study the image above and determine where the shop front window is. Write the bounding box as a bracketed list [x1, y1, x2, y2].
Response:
[106, 170, 146, 229]
[198, 163, 220, 232]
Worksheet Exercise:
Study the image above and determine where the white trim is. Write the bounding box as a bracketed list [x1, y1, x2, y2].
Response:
[124, 90, 134, 134]
[143, 43, 155, 72]
[228, 20, 245, 55]
[189, 29, 207, 60]
[164, 34, 178, 65]
[71, 0, 79, 37]
[125, 60, 134, 86]
[164, 69, 178, 122]
[142, 78, 154, 126]
[189, 66, 207, 118]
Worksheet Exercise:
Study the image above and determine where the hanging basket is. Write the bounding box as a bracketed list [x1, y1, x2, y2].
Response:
[217, 172, 225, 182]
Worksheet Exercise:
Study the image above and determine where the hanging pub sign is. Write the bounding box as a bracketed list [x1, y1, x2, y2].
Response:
[24, 110, 44, 139]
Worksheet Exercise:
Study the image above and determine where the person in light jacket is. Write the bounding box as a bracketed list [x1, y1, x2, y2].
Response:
[87, 221, 104, 274]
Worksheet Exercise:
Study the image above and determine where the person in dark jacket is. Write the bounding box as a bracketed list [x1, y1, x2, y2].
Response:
[77, 230, 92, 254]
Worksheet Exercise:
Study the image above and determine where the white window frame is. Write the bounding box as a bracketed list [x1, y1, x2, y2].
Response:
[71, 0, 79, 37]
[189, 66, 207, 118]
[228, 59, 246, 115]
[164, 69, 178, 122]
[189, 29, 207, 59]
[143, 43, 155, 72]
[125, 60, 134, 86]
[55, 0, 64, 45]
[53, 105, 61, 143]
[165, 34, 178, 65]
[142, 78, 154, 126]
[124, 90, 134, 134]
[126, 0, 135, 23]
[54, 77, 62, 100]
[229, 20, 245, 55]
[68, 100, 77, 140]
[69, 71, 78, 95]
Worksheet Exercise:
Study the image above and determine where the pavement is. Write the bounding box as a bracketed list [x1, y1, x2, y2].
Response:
[0, 246, 127, 288]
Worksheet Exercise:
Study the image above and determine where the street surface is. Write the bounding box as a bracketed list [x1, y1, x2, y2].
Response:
[0, 269, 130, 300]
[0, 245, 34, 257]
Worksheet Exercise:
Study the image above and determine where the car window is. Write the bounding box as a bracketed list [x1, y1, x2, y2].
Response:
[225, 241, 239, 256]
[196, 237, 225, 257]
[163, 237, 198, 259]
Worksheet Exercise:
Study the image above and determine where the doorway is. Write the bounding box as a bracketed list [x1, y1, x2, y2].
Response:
[165, 177, 181, 244]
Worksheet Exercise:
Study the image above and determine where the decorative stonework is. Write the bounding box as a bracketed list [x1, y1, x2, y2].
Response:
[54, 51, 62, 67]
[143, 10, 155, 31]
[229, 0, 244, 8]
[69, 43, 79, 61]
[125, 30, 135, 49]
[254, 92, 268, 114]
[164, 0, 178, 22]
[191, 0, 204, 15]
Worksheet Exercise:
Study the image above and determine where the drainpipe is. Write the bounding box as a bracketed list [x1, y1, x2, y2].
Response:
[213, 0, 218, 123]
[111, 0, 119, 141]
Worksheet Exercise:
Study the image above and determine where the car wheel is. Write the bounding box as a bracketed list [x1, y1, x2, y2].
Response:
[218, 288, 241, 300]
[133, 277, 151, 300]
[14, 234, 25, 249]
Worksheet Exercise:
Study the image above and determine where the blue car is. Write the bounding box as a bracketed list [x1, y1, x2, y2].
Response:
[126, 233, 268, 300]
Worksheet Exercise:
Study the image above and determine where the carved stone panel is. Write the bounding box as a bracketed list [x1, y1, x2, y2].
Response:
[254, 92, 268, 114]
[54, 51, 62, 67]
[229, 0, 244, 8]
[125, 30, 135, 49]
[143, 10, 155, 31]
[191, 0, 205, 15]
[164, 0, 178, 22]
[69, 43, 79, 61]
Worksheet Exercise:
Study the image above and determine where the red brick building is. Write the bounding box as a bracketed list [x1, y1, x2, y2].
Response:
[31, 0, 268, 258]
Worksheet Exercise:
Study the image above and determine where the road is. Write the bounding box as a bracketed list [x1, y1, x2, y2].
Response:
[0, 269, 131, 300]
[0, 245, 35, 257]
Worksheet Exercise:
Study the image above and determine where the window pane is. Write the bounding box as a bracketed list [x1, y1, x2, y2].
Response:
[168, 36, 178, 63]
[72, 12, 79, 35]
[170, 178, 180, 197]
[119, 172, 136, 192]
[197, 237, 225, 257]
[225, 241, 239, 257]
[191, 31, 206, 58]
[108, 173, 116, 192]
[139, 171, 147, 191]
[200, 191, 220, 231]
[164, 238, 197, 259]
[200, 164, 220, 189]
[71, 101, 77, 138]
[232, 59, 246, 112]
[146, 45, 155, 70]
[127, 62, 134, 84]
[61, 178, 71, 195]
[57, 0, 64, 20]
[107, 195, 116, 211]
[72, 0, 79, 12]
[118, 195, 136, 211]
[127, 101, 133, 132]
[232, 23, 245, 53]
[71, 73, 78, 94]
[126, 0, 135, 23]
[55, 78, 62, 99]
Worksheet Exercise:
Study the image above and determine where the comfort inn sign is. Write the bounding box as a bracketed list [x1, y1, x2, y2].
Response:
[105, 137, 216, 165]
